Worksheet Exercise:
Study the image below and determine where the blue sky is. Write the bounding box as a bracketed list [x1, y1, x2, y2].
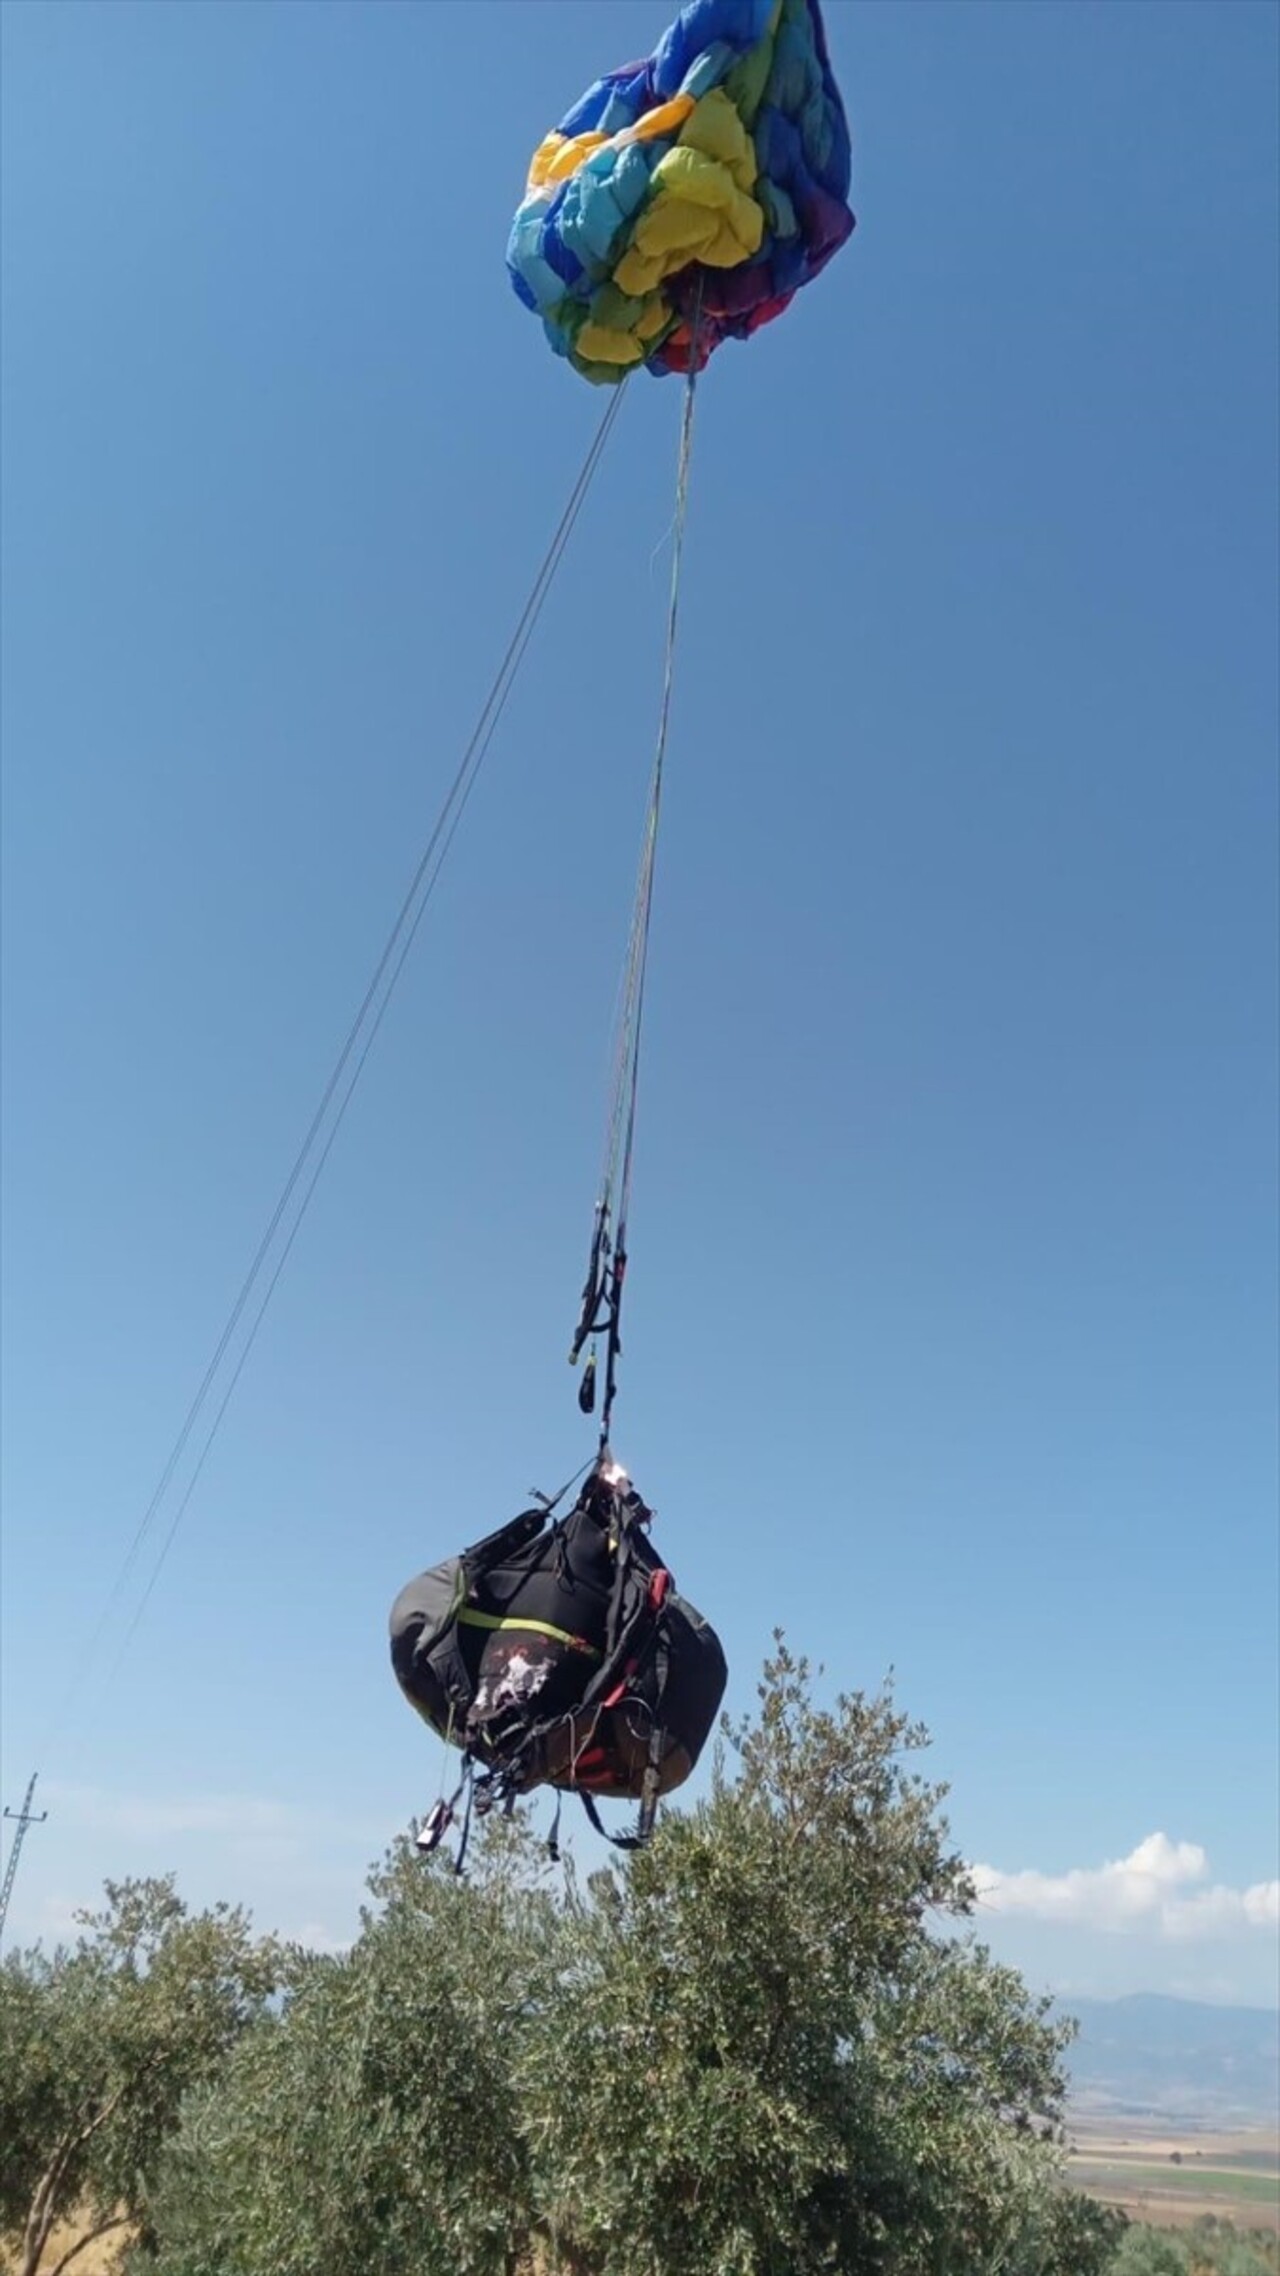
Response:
[2, 0, 1276, 2009]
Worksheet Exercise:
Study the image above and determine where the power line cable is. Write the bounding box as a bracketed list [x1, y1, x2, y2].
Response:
[40, 390, 627, 1754]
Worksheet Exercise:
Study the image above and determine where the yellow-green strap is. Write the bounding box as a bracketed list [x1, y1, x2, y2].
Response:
[457, 1608, 601, 1659]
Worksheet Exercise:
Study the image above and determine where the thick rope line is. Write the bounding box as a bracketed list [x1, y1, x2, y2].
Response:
[587, 354, 701, 1448]
[611, 359, 700, 1243]
[40, 390, 627, 1756]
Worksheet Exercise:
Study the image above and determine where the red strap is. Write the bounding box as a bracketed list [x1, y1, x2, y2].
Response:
[603, 1649, 642, 1710]
[648, 1568, 671, 1612]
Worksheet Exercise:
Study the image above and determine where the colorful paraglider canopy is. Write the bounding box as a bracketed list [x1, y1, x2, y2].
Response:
[507, 0, 854, 384]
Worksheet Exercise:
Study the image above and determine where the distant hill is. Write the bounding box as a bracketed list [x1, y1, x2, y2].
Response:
[1059, 1993, 1279, 2126]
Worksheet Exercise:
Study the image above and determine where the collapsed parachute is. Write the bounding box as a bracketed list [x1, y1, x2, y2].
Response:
[390, 2, 856, 1856]
[507, 0, 854, 382]
[390, 1462, 727, 1852]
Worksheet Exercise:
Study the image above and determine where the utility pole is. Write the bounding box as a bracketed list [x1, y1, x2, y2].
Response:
[0, 1772, 48, 1946]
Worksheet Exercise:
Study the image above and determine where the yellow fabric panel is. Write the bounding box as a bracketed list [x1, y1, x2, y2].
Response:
[528, 97, 694, 194]
[678, 88, 757, 193]
[612, 137, 763, 296]
[634, 175, 721, 248]
[620, 93, 697, 147]
[653, 146, 763, 243]
[576, 321, 649, 367]
[635, 294, 671, 341]
[612, 253, 648, 296]
[616, 229, 707, 299]
[697, 217, 760, 269]
[614, 249, 669, 297]
[527, 133, 568, 190]
[528, 128, 610, 191]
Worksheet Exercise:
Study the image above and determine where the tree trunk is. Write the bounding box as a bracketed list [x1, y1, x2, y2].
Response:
[20, 2200, 57, 2276]
[19, 2084, 130, 2276]
[48, 2213, 130, 2276]
[20, 2134, 75, 2276]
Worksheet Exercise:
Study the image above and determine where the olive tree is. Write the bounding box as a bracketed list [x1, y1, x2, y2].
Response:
[0, 1876, 282, 2276]
[520, 1642, 1104, 2276]
[132, 1645, 1122, 2276]
[135, 1819, 560, 2276]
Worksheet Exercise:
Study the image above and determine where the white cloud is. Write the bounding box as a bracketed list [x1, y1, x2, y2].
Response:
[1243, 1881, 1280, 1930]
[973, 1832, 1279, 1944]
[291, 1920, 353, 1955]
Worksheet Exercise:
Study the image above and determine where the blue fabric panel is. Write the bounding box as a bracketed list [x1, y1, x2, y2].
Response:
[611, 143, 654, 218]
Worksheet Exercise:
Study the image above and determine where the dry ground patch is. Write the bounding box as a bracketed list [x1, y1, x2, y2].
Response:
[1, 2212, 133, 2276]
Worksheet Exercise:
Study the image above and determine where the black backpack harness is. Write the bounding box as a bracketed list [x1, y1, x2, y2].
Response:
[392, 1466, 722, 1870]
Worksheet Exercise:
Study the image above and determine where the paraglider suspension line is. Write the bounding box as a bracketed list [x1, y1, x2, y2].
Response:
[572, 311, 702, 1451]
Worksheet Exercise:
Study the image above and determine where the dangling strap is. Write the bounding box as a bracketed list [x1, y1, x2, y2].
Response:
[636, 1631, 670, 1846]
[578, 1789, 646, 1852]
[452, 1765, 478, 1878]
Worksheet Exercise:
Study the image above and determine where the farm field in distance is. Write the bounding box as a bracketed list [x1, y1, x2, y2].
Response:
[1067, 2116, 1280, 2233]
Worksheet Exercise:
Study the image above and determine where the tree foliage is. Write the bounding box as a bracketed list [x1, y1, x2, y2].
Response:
[0, 1877, 282, 2276]
[1110, 2225, 1280, 2276]
[119, 1644, 1128, 2276]
[517, 1642, 1101, 2275]
[6, 1651, 1162, 2275]
[130, 1820, 557, 2276]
